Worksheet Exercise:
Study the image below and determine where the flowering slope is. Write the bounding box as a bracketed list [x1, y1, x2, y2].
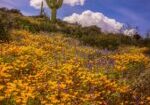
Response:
[0, 30, 150, 105]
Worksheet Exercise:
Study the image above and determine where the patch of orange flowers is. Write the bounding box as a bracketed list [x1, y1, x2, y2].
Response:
[0, 30, 149, 105]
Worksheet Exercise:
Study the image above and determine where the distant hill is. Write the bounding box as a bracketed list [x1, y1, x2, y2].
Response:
[0, 7, 150, 49]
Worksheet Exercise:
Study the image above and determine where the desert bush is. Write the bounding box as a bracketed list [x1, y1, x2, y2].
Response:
[0, 21, 9, 42]
[81, 34, 119, 50]
[142, 38, 150, 48]
[0, 8, 21, 15]
[82, 25, 101, 35]
[133, 34, 142, 40]
[132, 67, 150, 97]
[117, 34, 135, 45]
[0, 12, 11, 42]
[14, 17, 40, 33]
[40, 21, 59, 32]
[123, 61, 145, 81]
[0, 8, 8, 13]
[9, 9, 22, 15]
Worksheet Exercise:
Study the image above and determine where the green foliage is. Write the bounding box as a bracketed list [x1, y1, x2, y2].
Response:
[0, 21, 9, 42]
[27, 97, 41, 105]
[14, 17, 40, 33]
[1, 7, 149, 50]
[0, 10, 11, 42]
[123, 61, 145, 82]
[81, 34, 120, 50]
[0, 8, 22, 15]
[142, 38, 150, 48]
[133, 68, 150, 97]
[1, 96, 16, 105]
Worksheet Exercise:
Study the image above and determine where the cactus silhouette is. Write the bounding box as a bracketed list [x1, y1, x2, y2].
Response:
[40, 1, 44, 16]
[46, 0, 63, 23]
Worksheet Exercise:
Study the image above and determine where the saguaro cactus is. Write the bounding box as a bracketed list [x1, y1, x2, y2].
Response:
[40, 1, 44, 16]
[46, 0, 63, 23]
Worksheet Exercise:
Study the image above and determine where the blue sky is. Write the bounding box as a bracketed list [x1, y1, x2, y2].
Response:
[0, 0, 150, 35]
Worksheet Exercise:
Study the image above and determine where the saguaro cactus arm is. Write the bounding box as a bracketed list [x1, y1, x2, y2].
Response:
[56, 0, 63, 8]
[46, 0, 55, 8]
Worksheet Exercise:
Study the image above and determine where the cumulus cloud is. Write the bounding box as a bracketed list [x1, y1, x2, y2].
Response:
[63, 10, 124, 33]
[30, 0, 45, 9]
[63, 10, 137, 35]
[64, 0, 85, 6]
[123, 29, 137, 36]
[30, 0, 86, 9]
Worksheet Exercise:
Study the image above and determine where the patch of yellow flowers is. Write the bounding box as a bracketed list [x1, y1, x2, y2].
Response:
[109, 51, 150, 71]
[0, 30, 149, 105]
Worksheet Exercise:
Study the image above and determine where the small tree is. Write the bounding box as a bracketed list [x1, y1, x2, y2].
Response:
[46, 0, 63, 23]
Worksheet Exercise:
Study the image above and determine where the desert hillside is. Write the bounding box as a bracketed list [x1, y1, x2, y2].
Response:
[0, 8, 150, 105]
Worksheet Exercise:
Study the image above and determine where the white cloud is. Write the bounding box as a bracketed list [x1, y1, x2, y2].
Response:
[64, 0, 85, 6]
[30, 0, 45, 9]
[30, 0, 86, 9]
[123, 29, 137, 36]
[63, 10, 124, 33]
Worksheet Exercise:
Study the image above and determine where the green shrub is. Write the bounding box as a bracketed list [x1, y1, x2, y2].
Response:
[9, 9, 22, 15]
[0, 12, 11, 42]
[39, 21, 58, 32]
[142, 38, 150, 47]
[0, 7, 22, 15]
[123, 61, 145, 82]
[81, 34, 120, 50]
[132, 68, 150, 97]
[14, 17, 40, 33]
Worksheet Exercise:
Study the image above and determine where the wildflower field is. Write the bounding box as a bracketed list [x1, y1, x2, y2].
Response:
[0, 29, 150, 105]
